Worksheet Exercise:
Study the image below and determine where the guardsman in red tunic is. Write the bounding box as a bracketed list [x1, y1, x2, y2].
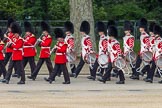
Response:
[3, 18, 18, 77]
[72, 21, 94, 78]
[57, 21, 76, 77]
[130, 18, 151, 80]
[44, 28, 70, 84]
[2, 22, 25, 84]
[0, 29, 7, 79]
[23, 21, 36, 75]
[27, 21, 53, 80]
[87, 21, 108, 80]
[98, 25, 125, 84]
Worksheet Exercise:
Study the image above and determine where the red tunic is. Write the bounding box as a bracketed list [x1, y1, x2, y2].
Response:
[23, 33, 37, 57]
[5, 32, 14, 53]
[0, 41, 5, 60]
[54, 41, 68, 64]
[11, 36, 24, 60]
[39, 35, 52, 58]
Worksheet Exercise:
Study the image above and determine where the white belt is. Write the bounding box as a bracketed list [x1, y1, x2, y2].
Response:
[56, 53, 65, 55]
[23, 45, 34, 48]
[13, 48, 23, 50]
[41, 47, 50, 49]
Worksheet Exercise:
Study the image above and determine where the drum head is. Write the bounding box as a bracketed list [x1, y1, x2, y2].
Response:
[156, 56, 162, 68]
[114, 57, 126, 69]
[125, 51, 136, 63]
[98, 54, 108, 66]
[142, 51, 153, 62]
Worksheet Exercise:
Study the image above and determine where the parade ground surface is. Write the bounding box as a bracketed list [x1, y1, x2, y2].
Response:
[1, 63, 162, 108]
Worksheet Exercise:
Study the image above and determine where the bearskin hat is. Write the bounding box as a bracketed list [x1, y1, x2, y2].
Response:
[149, 22, 156, 32]
[41, 21, 50, 33]
[24, 21, 34, 34]
[80, 21, 90, 35]
[124, 20, 134, 32]
[139, 18, 148, 31]
[96, 21, 106, 34]
[64, 21, 74, 34]
[10, 22, 22, 35]
[7, 17, 15, 28]
[54, 28, 64, 39]
[108, 25, 118, 38]
[107, 20, 116, 29]
[153, 24, 162, 36]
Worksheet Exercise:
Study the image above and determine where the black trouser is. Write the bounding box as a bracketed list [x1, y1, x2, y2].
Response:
[49, 63, 70, 82]
[4, 52, 18, 75]
[97, 67, 105, 75]
[5, 59, 25, 82]
[74, 56, 91, 77]
[0, 60, 7, 78]
[102, 62, 125, 82]
[57, 63, 76, 76]
[148, 60, 156, 80]
[91, 59, 107, 78]
[23, 57, 36, 74]
[4, 52, 12, 66]
[31, 58, 53, 78]
[70, 64, 76, 73]
[132, 55, 142, 76]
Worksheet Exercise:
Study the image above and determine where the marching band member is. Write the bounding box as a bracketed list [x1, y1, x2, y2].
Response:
[143, 22, 157, 83]
[27, 21, 53, 80]
[3, 18, 18, 77]
[0, 29, 7, 79]
[2, 22, 25, 84]
[130, 18, 151, 81]
[23, 21, 36, 75]
[87, 21, 108, 80]
[98, 25, 125, 84]
[44, 28, 70, 84]
[96, 20, 116, 77]
[123, 21, 135, 76]
[72, 21, 94, 78]
[57, 21, 76, 77]
[151, 25, 162, 83]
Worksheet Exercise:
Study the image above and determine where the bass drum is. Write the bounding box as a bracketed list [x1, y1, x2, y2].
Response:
[66, 51, 76, 63]
[141, 51, 153, 63]
[84, 52, 96, 64]
[113, 57, 126, 69]
[98, 54, 109, 68]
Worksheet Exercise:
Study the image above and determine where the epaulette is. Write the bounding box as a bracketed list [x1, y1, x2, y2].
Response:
[0, 41, 5, 44]
[31, 34, 35, 37]
[47, 35, 51, 38]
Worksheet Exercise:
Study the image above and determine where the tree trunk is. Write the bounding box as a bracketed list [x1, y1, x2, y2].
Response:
[69, 0, 96, 55]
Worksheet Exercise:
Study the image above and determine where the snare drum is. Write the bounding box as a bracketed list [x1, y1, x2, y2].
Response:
[114, 57, 126, 69]
[125, 51, 136, 63]
[141, 51, 153, 62]
[155, 55, 162, 69]
[84, 53, 96, 64]
[98, 54, 109, 67]
[66, 51, 76, 63]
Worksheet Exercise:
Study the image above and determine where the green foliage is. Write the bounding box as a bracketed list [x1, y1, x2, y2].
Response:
[0, 0, 162, 21]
